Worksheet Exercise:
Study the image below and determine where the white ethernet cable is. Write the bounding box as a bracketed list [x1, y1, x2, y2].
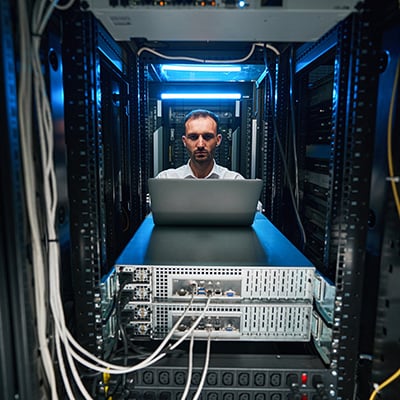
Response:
[192, 332, 212, 400]
[17, 0, 59, 398]
[181, 332, 195, 400]
[137, 42, 280, 63]
[55, 294, 212, 375]
[181, 329, 213, 400]
[170, 295, 212, 351]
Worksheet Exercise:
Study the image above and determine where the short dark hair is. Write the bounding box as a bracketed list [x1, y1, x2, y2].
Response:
[184, 109, 219, 126]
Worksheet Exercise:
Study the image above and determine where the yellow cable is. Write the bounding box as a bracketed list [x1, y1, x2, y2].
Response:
[387, 56, 400, 219]
[369, 368, 400, 400]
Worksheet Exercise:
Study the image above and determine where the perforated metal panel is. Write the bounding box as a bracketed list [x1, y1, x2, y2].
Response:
[152, 265, 314, 300]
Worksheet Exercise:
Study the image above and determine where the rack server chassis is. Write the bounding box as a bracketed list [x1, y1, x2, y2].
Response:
[109, 213, 316, 342]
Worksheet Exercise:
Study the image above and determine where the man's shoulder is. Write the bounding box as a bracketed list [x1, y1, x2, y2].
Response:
[214, 164, 244, 179]
[155, 164, 189, 179]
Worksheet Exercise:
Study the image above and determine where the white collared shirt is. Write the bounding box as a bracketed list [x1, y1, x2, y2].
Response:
[155, 160, 244, 180]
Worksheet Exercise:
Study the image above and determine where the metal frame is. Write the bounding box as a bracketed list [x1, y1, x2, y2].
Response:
[62, 9, 130, 353]
[295, 11, 381, 399]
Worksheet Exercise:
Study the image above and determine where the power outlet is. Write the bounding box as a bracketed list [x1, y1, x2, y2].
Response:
[143, 392, 156, 400]
[254, 394, 266, 400]
[159, 392, 171, 400]
[206, 372, 218, 386]
[271, 394, 282, 400]
[254, 372, 266, 386]
[192, 372, 201, 385]
[142, 371, 154, 385]
[158, 371, 170, 385]
[270, 373, 282, 386]
[238, 373, 250, 386]
[207, 393, 218, 400]
[174, 371, 186, 385]
[239, 394, 250, 400]
[130, 391, 141, 400]
[223, 393, 234, 400]
[222, 372, 234, 386]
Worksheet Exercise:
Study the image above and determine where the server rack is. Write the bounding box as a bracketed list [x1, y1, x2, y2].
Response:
[62, 8, 143, 354]
[294, 11, 381, 399]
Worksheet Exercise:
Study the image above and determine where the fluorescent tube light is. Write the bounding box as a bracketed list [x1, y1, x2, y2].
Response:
[161, 64, 242, 73]
[161, 93, 241, 100]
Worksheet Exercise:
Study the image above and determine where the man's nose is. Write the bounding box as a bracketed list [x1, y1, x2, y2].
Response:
[197, 135, 205, 147]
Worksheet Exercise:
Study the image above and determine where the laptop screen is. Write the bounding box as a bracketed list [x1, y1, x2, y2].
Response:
[148, 178, 263, 226]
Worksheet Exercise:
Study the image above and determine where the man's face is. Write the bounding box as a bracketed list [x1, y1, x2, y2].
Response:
[182, 116, 222, 164]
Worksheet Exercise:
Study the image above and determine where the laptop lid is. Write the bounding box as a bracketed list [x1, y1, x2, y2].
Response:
[148, 178, 263, 226]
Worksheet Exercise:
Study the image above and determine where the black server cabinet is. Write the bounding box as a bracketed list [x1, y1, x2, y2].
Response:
[62, 9, 144, 354]
[294, 11, 383, 400]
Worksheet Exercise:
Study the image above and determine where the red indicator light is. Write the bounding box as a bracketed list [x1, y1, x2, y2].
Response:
[301, 394, 308, 400]
[301, 373, 308, 385]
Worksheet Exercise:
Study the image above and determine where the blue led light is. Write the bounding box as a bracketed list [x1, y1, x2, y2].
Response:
[161, 93, 242, 100]
[161, 64, 242, 73]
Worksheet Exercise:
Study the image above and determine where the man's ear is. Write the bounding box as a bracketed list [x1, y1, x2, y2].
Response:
[216, 134, 222, 147]
[182, 136, 187, 147]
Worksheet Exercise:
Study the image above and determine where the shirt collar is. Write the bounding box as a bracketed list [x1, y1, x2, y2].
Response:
[185, 160, 220, 179]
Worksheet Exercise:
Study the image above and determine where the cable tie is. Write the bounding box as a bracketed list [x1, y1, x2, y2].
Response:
[386, 176, 400, 183]
[48, 238, 59, 242]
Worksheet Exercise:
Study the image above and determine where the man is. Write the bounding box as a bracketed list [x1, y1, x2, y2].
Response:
[155, 109, 244, 179]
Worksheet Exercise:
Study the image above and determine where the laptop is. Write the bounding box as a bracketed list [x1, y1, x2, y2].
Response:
[148, 178, 263, 226]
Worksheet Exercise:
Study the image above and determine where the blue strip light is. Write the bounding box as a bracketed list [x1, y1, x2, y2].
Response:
[161, 64, 242, 73]
[161, 93, 242, 100]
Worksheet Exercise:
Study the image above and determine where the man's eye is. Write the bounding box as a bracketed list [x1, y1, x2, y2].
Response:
[202, 134, 216, 141]
[187, 134, 199, 141]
